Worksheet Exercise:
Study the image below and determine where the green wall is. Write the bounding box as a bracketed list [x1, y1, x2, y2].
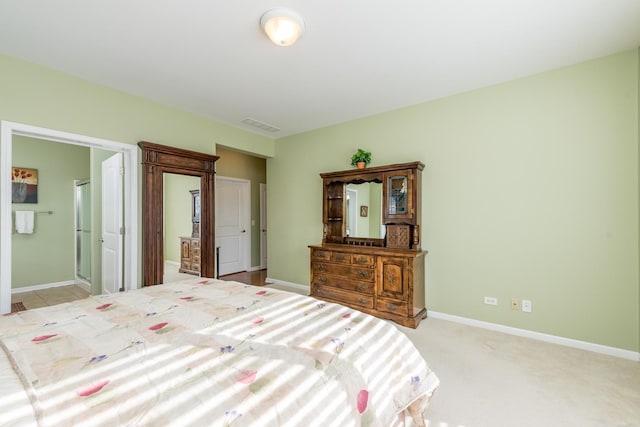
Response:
[215, 146, 267, 269]
[0, 55, 274, 158]
[12, 136, 90, 288]
[268, 49, 640, 352]
[0, 54, 274, 293]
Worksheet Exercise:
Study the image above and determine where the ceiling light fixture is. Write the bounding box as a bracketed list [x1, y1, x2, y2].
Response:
[260, 8, 305, 47]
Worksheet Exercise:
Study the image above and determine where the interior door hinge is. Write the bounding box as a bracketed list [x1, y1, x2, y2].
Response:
[120, 226, 125, 235]
[119, 167, 125, 176]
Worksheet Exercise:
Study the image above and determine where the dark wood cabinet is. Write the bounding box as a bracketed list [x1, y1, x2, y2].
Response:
[311, 161, 427, 328]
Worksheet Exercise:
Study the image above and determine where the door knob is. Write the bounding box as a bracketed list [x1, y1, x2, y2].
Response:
[241, 229, 246, 233]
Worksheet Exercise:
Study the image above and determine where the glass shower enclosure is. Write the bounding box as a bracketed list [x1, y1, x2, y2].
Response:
[75, 181, 91, 283]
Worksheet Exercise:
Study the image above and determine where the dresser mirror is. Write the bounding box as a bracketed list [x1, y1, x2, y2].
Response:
[345, 182, 384, 239]
[320, 161, 423, 250]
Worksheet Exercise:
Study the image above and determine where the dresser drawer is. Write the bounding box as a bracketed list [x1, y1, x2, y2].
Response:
[312, 275, 374, 295]
[330, 251, 351, 264]
[192, 246, 201, 257]
[311, 249, 332, 261]
[376, 296, 410, 317]
[312, 263, 375, 281]
[352, 254, 375, 266]
[314, 285, 374, 310]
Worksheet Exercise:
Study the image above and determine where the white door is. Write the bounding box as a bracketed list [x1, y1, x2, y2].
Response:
[102, 153, 123, 294]
[216, 177, 250, 276]
[260, 183, 267, 269]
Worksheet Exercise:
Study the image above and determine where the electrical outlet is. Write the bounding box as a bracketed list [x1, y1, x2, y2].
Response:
[522, 299, 532, 313]
[511, 298, 521, 311]
[484, 296, 497, 306]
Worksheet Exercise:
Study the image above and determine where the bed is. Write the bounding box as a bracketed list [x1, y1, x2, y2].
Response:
[0, 278, 439, 426]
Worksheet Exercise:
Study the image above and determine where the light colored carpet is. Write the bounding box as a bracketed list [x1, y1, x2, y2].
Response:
[399, 318, 640, 427]
[163, 261, 199, 283]
[267, 282, 640, 426]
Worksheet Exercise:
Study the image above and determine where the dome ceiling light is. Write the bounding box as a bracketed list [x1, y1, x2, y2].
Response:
[260, 8, 305, 47]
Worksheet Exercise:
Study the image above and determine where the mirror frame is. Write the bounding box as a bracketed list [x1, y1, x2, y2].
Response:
[139, 141, 218, 286]
[320, 161, 424, 250]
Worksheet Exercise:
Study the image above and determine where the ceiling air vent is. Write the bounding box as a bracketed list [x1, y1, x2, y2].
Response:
[241, 118, 280, 133]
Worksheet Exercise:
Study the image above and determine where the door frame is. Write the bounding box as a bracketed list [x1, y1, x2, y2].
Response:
[0, 121, 138, 314]
[259, 183, 267, 270]
[138, 141, 219, 286]
[216, 176, 251, 275]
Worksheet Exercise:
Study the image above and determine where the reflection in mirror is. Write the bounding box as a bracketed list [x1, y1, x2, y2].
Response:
[345, 183, 385, 238]
[388, 175, 408, 214]
[163, 173, 201, 283]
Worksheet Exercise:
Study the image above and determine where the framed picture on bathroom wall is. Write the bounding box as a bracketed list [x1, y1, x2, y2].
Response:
[11, 167, 38, 204]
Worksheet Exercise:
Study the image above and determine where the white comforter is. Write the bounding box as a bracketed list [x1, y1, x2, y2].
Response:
[0, 278, 438, 426]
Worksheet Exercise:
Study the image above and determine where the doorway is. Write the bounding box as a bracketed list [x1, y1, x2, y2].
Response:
[260, 183, 267, 270]
[0, 121, 138, 315]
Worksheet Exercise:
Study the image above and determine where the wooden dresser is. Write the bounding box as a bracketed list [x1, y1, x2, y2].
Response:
[310, 244, 425, 328]
[310, 161, 427, 328]
[179, 236, 200, 275]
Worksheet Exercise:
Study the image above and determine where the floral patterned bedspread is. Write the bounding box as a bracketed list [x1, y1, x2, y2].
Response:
[0, 278, 439, 426]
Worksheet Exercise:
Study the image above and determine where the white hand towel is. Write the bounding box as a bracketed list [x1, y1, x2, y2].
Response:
[15, 211, 34, 234]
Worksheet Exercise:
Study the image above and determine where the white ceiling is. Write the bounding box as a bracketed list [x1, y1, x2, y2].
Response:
[1, 1, 639, 138]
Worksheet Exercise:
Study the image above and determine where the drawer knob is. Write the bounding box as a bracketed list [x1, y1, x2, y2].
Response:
[336, 254, 345, 261]
[318, 264, 327, 271]
[318, 276, 327, 283]
[358, 270, 367, 278]
[356, 256, 367, 263]
[357, 284, 367, 291]
[386, 304, 397, 311]
[358, 298, 367, 305]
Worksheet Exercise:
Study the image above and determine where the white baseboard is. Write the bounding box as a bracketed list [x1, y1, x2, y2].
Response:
[164, 260, 180, 267]
[248, 265, 265, 272]
[428, 311, 640, 362]
[245, 278, 640, 362]
[12, 280, 76, 294]
[265, 277, 309, 294]
[74, 278, 91, 292]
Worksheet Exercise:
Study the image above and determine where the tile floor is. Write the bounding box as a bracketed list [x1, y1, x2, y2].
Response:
[11, 285, 90, 309]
